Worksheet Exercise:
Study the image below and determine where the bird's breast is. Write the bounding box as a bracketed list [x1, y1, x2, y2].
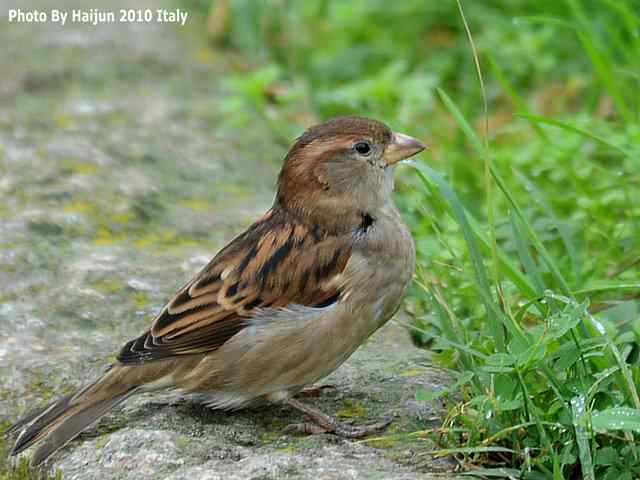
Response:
[342, 204, 416, 324]
[177, 205, 415, 408]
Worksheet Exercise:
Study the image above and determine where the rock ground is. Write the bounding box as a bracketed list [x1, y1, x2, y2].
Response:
[0, 0, 456, 478]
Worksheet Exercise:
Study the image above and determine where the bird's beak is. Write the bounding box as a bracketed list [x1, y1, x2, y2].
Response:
[384, 132, 426, 166]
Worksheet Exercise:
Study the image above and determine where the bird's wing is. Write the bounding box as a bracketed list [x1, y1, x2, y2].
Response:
[118, 209, 352, 363]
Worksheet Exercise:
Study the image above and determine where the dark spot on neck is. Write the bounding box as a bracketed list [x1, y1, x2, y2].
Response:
[360, 212, 375, 232]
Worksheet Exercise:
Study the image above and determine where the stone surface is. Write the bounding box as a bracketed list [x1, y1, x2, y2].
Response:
[0, 0, 455, 478]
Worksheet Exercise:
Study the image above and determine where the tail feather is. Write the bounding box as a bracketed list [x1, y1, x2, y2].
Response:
[31, 389, 137, 466]
[4, 402, 55, 437]
[9, 394, 75, 454]
[6, 364, 148, 465]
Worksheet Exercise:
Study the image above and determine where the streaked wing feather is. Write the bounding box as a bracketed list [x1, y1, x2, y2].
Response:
[118, 210, 351, 364]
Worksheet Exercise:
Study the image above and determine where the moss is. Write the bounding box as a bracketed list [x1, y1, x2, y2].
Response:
[110, 213, 133, 225]
[132, 292, 149, 309]
[26, 221, 64, 237]
[211, 183, 251, 197]
[27, 380, 57, 404]
[94, 435, 110, 450]
[175, 435, 190, 450]
[129, 193, 165, 224]
[258, 419, 287, 445]
[258, 431, 283, 444]
[62, 201, 96, 215]
[133, 232, 199, 251]
[179, 198, 211, 211]
[89, 277, 122, 295]
[0, 263, 17, 274]
[53, 113, 73, 129]
[400, 367, 426, 377]
[21, 375, 76, 415]
[133, 233, 162, 249]
[277, 444, 298, 454]
[93, 227, 126, 246]
[0, 292, 18, 304]
[88, 412, 129, 439]
[59, 159, 101, 176]
[193, 47, 217, 65]
[0, 387, 13, 401]
[0, 422, 63, 480]
[360, 436, 399, 449]
[336, 400, 368, 420]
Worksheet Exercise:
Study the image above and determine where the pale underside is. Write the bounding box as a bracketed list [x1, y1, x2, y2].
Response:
[144, 248, 410, 410]
[107, 201, 416, 411]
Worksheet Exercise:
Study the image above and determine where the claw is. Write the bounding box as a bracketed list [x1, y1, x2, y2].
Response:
[285, 397, 392, 439]
[283, 422, 329, 435]
[333, 419, 391, 438]
[296, 384, 337, 398]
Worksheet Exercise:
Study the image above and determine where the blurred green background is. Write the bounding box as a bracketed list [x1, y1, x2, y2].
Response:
[189, 0, 639, 287]
[1, 0, 638, 478]
[180, 0, 640, 477]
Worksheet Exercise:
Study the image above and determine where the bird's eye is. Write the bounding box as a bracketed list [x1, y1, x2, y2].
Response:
[354, 141, 372, 156]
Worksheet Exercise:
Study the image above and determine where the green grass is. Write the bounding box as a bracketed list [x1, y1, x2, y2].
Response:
[185, 0, 640, 477]
[0, 423, 62, 480]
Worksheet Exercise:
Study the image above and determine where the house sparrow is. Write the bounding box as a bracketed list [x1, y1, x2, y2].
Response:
[6, 116, 425, 465]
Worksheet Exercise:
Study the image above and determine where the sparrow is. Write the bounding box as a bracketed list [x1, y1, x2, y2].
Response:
[6, 116, 425, 466]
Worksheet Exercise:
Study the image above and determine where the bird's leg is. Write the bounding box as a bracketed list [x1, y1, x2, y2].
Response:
[283, 397, 391, 438]
[296, 384, 337, 398]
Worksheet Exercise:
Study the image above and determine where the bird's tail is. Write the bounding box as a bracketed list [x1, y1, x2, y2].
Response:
[5, 364, 143, 466]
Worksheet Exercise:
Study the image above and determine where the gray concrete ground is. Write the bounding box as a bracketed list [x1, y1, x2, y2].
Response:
[0, 1, 455, 478]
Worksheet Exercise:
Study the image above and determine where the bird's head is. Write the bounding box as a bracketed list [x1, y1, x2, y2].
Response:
[275, 116, 425, 231]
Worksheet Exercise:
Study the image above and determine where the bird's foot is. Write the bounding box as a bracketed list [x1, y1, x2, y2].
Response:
[283, 419, 390, 438]
[332, 419, 391, 438]
[284, 397, 390, 439]
[283, 422, 330, 435]
[296, 384, 337, 398]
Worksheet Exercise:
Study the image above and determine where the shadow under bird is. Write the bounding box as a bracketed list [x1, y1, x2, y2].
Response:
[6, 116, 426, 466]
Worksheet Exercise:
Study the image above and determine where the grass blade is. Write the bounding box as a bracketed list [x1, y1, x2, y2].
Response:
[486, 54, 548, 141]
[591, 407, 640, 432]
[413, 164, 528, 347]
[462, 468, 522, 478]
[571, 394, 595, 480]
[516, 113, 634, 157]
[425, 446, 516, 456]
[490, 166, 573, 297]
[466, 212, 539, 300]
[435, 87, 484, 158]
[510, 211, 545, 296]
[513, 170, 582, 288]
